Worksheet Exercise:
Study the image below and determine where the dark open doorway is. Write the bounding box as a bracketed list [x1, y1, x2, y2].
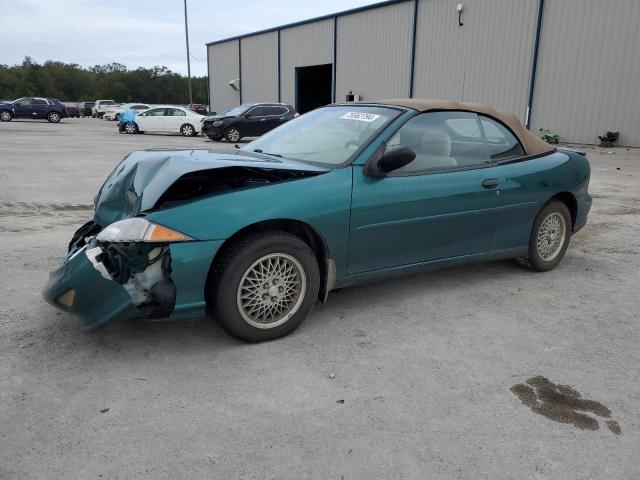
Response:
[295, 64, 333, 114]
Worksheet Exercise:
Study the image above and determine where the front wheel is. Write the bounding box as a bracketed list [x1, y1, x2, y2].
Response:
[180, 123, 196, 136]
[224, 127, 241, 143]
[208, 231, 320, 342]
[0, 110, 11, 122]
[124, 122, 138, 134]
[47, 112, 61, 123]
[517, 201, 571, 272]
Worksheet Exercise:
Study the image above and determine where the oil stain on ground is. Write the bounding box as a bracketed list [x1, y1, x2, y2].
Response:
[511, 376, 621, 434]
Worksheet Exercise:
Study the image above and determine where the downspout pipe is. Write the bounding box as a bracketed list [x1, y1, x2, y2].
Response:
[526, 0, 545, 129]
[408, 0, 419, 98]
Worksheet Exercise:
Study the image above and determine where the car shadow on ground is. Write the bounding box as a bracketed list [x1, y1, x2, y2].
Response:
[34, 258, 530, 358]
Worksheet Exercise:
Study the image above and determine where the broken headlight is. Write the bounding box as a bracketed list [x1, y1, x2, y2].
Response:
[211, 120, 224, 127]
[96, 218, 192, 243]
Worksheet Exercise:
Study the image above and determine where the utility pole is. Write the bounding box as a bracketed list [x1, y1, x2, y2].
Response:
[184, 0, 193, 108]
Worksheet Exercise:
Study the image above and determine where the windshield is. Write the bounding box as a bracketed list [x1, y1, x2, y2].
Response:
[102, 100, 117, 105]
[224, 104, 251, 116]
[243, 106, 400, 166]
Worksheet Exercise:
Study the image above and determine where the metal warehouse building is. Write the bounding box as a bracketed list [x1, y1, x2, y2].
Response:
[207, 0, 640, 146]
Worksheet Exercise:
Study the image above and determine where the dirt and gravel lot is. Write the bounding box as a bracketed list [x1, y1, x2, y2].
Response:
[1, 118, 639, 479]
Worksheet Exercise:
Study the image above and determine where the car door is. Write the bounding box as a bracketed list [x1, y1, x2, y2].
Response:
[348, 110, 502, 274]
[242, 106, 266, 136]
[165, 108, 187, 132]
[476, 115, 547, 252]
[266, 106, 290, 131]
[12, 98, 33, 118]
[32, 98, 49, 118]
[136, 108, 166, 131]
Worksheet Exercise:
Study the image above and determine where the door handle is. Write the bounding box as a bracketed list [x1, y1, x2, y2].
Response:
[482, 179, 499, 189]
[260, 118, 266, 121]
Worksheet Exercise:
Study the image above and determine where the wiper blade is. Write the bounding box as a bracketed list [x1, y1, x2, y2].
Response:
[253, 149, 282, 158]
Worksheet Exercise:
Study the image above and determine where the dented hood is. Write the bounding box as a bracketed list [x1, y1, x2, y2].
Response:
[93, 149, 329, 226]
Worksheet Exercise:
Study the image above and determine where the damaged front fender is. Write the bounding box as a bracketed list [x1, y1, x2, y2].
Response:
[43, 233, 223, 329]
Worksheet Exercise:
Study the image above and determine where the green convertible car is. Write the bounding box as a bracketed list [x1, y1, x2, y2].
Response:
[43, 99, 591, 342]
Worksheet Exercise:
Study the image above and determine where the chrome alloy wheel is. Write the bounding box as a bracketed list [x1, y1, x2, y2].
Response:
[0, 111, 11, 121]
[181, 124, 194, 136]
[124, 123, 136, 134]
[536, 212, 566, 261]
[49, 112, 60, 122]
[236, 253, 307, 329]
[227, 128, 240, 142]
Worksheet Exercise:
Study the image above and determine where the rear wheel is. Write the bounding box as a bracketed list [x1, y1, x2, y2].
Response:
[47, 112, 61, 123]
[0, 110, 11, 122]
[224, 127, 241, 143]
[208, 231, 320, 342]
[180, 123, 196, 136]
[517, 200, 571, 272]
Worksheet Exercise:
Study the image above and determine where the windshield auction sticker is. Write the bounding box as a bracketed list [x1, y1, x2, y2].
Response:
[340, 112, 381, 123]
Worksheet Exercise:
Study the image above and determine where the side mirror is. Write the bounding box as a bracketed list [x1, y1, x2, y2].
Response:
[364, 145, 416, 177]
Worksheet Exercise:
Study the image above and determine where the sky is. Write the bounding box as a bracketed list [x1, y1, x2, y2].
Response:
[0, 0, 380, 76]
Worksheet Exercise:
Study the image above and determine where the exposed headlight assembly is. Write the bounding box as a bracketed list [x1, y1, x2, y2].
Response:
[96, 218, 192, 243]
[212, 120, 224, 127]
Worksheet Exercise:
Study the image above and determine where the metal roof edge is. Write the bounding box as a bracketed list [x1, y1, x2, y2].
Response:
[206, 0, 412, 46]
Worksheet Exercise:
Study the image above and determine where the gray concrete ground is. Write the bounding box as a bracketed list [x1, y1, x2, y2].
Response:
[1, 118, 639, 479]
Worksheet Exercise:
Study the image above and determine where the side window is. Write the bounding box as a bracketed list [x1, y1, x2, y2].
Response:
[33, 98, 48, 105]
[389, 111, 490, 174]
[247, 106, 266, 117]
[479, 116, 525, 161]
[264, 106, 286, 116]
[167, 108, 186, 116]
[144, 108, 166, 117]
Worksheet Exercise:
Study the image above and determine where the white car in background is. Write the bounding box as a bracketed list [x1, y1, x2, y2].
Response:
[103, 103, 151, 121]
[92, 99, 118, 118]
[125, 105, 205, 136]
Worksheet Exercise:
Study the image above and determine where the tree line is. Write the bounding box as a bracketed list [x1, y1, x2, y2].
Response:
[0, 57, 208, 104]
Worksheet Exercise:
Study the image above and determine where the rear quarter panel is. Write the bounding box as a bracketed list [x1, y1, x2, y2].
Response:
[494, 150, 591, 250]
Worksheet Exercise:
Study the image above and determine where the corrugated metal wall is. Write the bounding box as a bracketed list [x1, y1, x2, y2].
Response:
[413, 0, 538, 121]
[335, 1, 413, 102]
[207, 0, 640, 145]
[209, 40, 239, 114]
[531, 0, 640, 146]
[240, 32, 279, 104]
[280, 19, 334, 106]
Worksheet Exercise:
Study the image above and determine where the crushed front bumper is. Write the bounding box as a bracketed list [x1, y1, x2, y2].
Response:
[43, 236, 224, 330]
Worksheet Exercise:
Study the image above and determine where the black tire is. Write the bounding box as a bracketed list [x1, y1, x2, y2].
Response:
[115, 113, 120, 121]
[224, 127, 241, 143]
[180, 123, 196, 136]
[0, 110, 12, 122]
[47, 111, 61, 123]
[517, 200, 571, 272]
[208, 231, 320, 343]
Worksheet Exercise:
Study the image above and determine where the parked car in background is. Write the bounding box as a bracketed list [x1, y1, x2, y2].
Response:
[0, 97, 68, 123]
[78, 102, 95, 117]
[65, 103, 80, 118]
[119, 105, 205, 136]
[42, 99, 591, 342]
[92, 99, 118, 118]
[52, 100, 79, 118]
[103, 103, 151, 121]
[202, 103, 297, 142]
[190, 104, 209, 115]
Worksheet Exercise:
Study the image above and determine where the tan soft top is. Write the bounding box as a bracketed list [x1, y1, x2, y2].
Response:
[369, 98, 554, 156]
